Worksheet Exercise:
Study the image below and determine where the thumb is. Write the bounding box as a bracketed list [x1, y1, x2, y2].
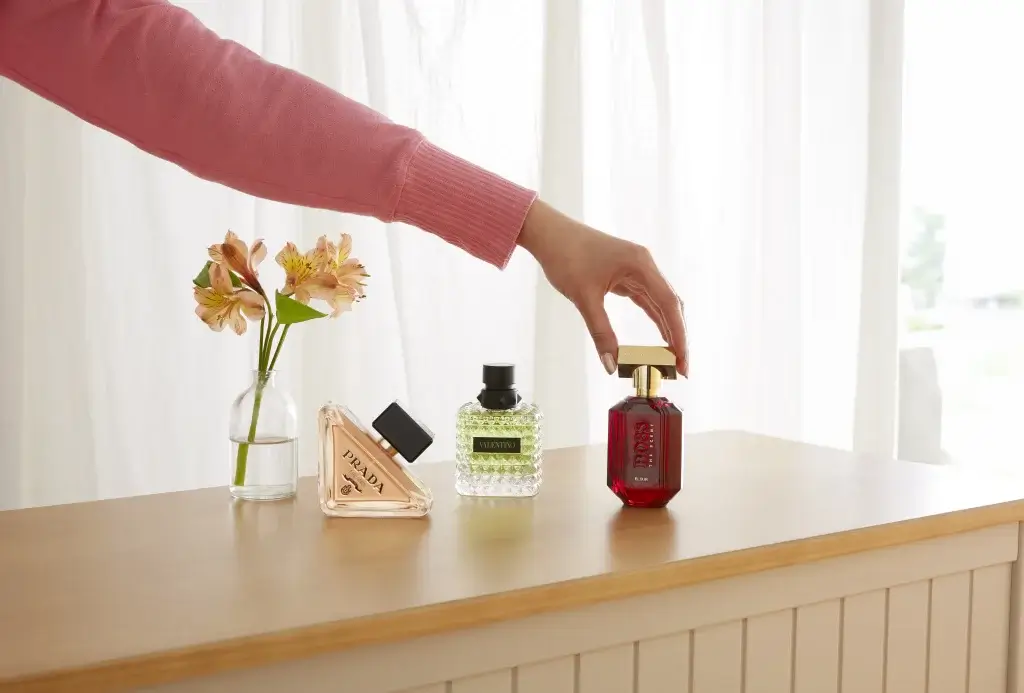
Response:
[578, 295, 619, 375]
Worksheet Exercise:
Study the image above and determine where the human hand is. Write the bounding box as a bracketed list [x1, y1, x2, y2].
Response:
[517, 200, 688, 377]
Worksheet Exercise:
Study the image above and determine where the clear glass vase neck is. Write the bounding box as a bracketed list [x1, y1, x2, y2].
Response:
[251, 369, 278, 386]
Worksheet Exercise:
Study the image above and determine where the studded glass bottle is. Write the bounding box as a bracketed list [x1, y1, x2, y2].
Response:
[607, 346, 683, 508]
[455, 364, 543, 497]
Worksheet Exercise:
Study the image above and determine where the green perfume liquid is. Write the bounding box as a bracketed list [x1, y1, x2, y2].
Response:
[455, 400, 543, 497]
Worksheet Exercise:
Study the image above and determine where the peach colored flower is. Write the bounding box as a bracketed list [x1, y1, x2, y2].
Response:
[208, 230, 266, 294]
[320, 283, 358, 317]
[193, 262, 266, 335]
[321, 234, 369, 299]
[276, 239, 361, 318]
[275, 241, 333, 298]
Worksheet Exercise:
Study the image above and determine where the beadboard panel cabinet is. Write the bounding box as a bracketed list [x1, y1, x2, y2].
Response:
[146, 523, 1018, 693]
[399, 570, 1010, 693]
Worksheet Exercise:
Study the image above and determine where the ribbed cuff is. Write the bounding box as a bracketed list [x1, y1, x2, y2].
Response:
[392, 140, 538, 269]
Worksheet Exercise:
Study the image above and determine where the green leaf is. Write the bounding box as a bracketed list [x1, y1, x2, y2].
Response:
[193, 261, 243, 289]
[275, 291, 327, 325]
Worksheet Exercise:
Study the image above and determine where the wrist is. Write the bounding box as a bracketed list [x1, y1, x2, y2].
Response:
[517, 199, 562, 262]
[516, 199, 543, 257]
[517, 199, 590, 266]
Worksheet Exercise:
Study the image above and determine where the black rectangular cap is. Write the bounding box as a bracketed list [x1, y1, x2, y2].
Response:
[371, 401, 434, 463]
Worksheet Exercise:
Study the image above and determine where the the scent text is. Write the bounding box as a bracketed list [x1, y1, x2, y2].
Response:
[342, 449, 385, 494]
[472, 437, 523, 454]
[632, 422, 655, 468]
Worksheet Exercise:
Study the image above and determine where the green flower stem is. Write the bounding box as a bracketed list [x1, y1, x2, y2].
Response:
[235, 314, 290, 487]
[258, 317, 266, 369]
[235, 286, 301, 487]
[237, 306, 274, 488]
[262, 323, 280, 370]
[268, 325, 290, 372]
[233, 373, 266, 487]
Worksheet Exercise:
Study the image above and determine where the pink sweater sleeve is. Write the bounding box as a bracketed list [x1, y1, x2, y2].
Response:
[0, 0, 537, 269]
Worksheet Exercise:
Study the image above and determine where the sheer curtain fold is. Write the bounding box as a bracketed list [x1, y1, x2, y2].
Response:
[0, 0, 896, 510]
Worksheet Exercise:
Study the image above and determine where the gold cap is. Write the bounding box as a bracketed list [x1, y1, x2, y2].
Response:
[616, 345, 677, 397]
[616, 346, 677, 379]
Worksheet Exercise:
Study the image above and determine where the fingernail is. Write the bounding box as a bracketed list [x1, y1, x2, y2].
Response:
[601, 353, 616, 375]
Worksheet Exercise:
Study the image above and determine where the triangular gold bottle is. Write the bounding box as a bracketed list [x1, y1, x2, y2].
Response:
[317, 402, 433, 518]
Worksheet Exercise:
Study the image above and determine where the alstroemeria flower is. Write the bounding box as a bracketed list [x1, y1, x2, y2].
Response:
[276, 238, 362, 318]
[320, 234, 369, 299]
[194, 262, 266, 335]
[209, 230, 266, 294]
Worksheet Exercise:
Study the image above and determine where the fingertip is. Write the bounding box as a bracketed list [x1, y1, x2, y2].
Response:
[675, 355, 685, 378]
[601, 352, 616, 375]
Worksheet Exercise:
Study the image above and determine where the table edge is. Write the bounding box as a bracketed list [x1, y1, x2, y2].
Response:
[6, 499, 1024, 693]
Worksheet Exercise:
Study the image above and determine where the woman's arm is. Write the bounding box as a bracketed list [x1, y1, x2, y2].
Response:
[0, 0, 536, 268]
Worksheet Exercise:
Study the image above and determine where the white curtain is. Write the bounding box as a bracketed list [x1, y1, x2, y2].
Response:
[0, 0, 899, 510]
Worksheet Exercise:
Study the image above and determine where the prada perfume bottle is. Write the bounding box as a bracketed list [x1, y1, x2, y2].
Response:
[318, 401, 434, 518]
[607, 346, 683, 508]
[455, 364, 543, 497]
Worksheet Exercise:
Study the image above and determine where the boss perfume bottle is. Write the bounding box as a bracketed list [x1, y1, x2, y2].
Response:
[455, 364, 543, 497]
[318, 401, 434, 518]
[607, 346, 683, 508]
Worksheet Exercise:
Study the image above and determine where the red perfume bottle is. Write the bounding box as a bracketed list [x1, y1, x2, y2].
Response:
[607, 346, 683, 508]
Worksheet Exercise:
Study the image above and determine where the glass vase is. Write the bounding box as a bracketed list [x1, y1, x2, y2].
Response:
[229, 370, 298, 501]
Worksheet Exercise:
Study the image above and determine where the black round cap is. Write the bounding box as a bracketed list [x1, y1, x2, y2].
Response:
[478, 363, 520, 410]
[482, 363, 515, 390]
[371, 401, 434, 463]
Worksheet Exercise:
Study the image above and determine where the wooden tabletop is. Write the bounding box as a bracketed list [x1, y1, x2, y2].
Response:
[4, 431, 1024, 692]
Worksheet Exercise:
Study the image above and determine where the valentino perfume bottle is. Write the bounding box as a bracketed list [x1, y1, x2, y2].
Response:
[607, 346, 683, 508]
[318, 401, 434, 518]
[455, 364, 543, 497]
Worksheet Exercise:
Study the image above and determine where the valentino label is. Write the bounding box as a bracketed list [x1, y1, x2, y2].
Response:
[628, 421, 661, 487]
[472, 437, 522, 454]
